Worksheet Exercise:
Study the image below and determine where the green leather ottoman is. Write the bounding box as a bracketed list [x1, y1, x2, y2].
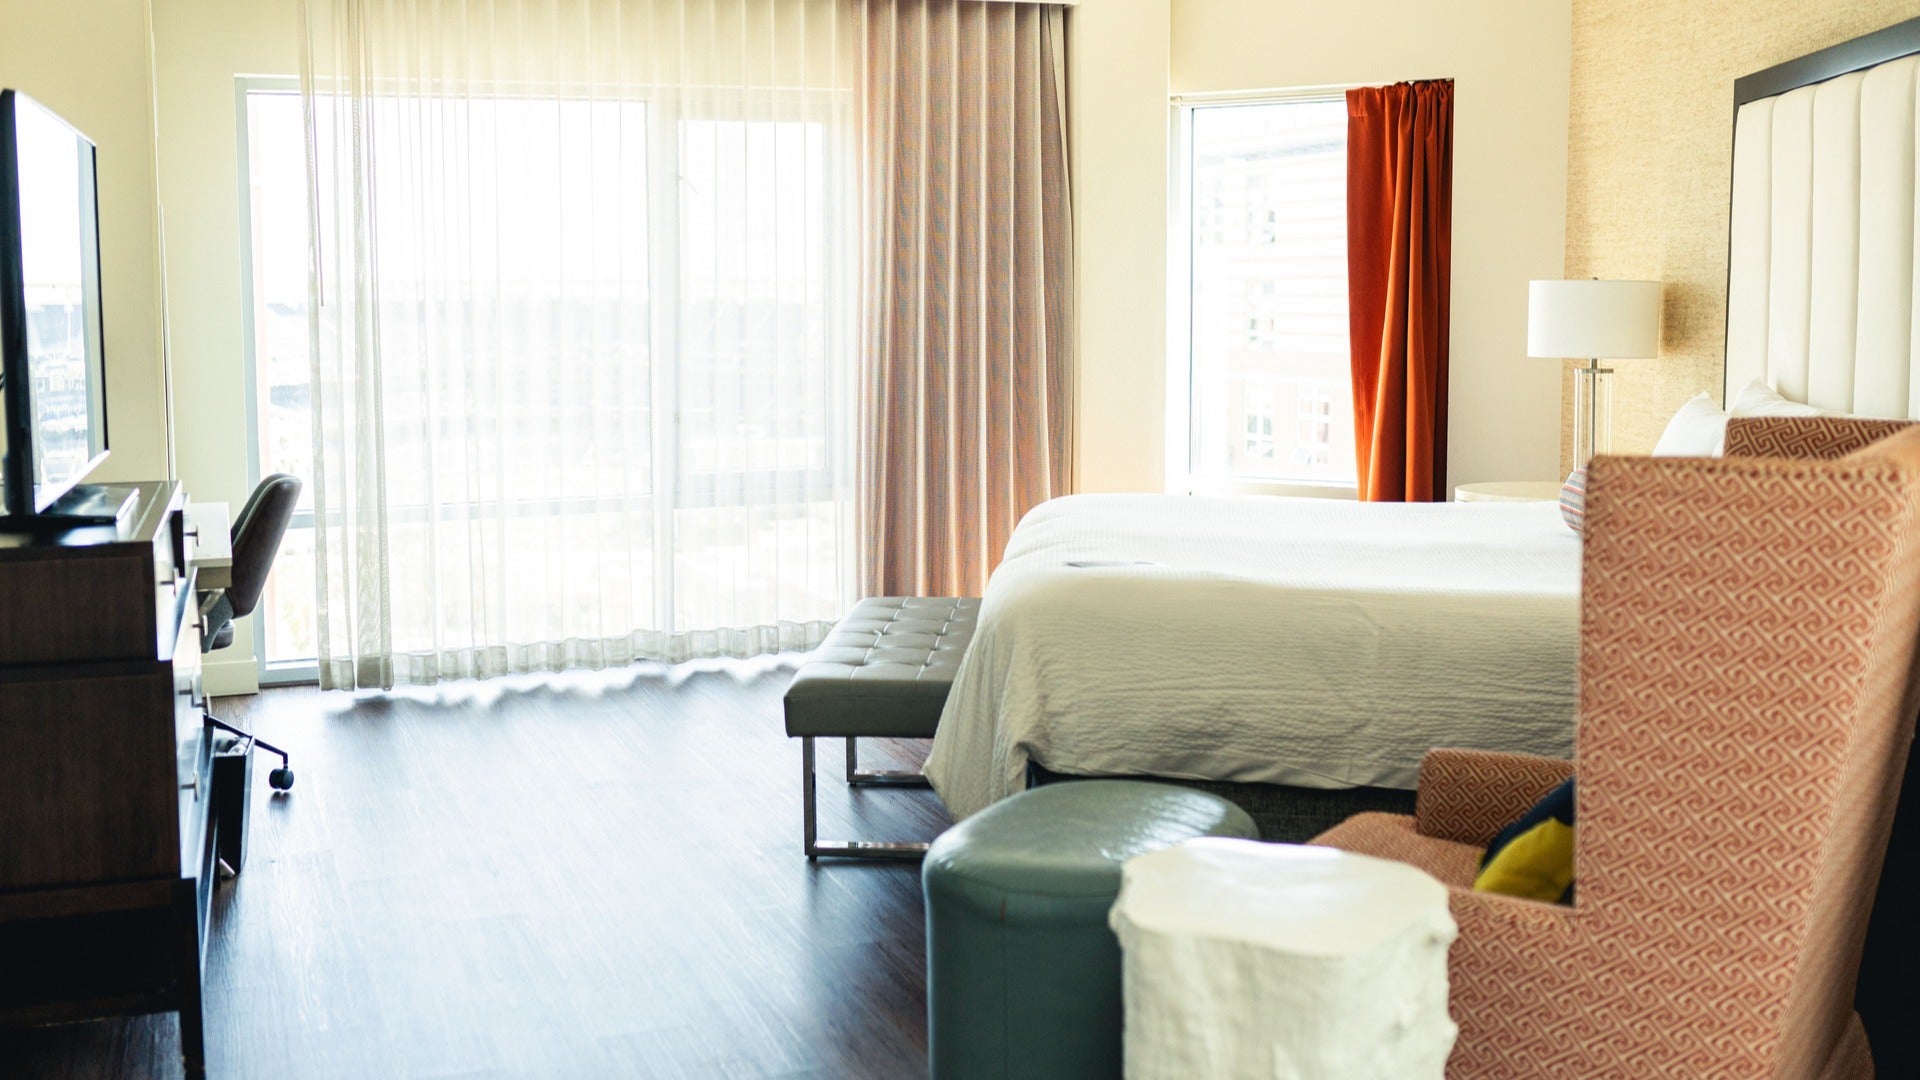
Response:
[922, 780, 1258, 1079]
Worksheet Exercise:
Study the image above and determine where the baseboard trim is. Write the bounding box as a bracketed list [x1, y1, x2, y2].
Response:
[203, 654, 261, 698]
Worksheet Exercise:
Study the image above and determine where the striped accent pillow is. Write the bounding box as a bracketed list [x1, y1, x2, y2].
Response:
[1559, 468, 1587, 533]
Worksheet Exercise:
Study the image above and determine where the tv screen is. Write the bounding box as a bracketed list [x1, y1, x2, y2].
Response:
[0, 90, 107, 517]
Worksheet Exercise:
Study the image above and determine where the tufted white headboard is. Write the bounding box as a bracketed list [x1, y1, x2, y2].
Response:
[1725, 18, 1920, 418]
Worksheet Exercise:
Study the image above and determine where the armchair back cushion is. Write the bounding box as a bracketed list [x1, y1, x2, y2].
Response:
[1413, 749, 1575, 848]
[1722, 414, 1914, 459]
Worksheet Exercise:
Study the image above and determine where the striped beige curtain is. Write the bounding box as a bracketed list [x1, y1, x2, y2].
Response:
[859, 0, 1072, 598]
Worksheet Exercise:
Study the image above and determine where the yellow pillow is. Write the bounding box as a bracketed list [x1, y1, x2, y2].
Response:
[1473, 778, 1575, 904]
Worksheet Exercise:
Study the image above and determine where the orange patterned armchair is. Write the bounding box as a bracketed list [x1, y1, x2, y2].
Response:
[1315, 416, 1920, 1078]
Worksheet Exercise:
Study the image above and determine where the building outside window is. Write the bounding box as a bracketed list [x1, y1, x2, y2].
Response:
[1295, 389, 1334, 467]
[1243, 384, 1276, 461]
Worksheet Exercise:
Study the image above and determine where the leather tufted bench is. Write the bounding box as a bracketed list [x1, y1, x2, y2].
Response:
[785, 596, 979, 859]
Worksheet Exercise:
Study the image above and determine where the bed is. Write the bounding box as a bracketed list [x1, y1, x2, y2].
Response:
[922, 492, 1580, 826]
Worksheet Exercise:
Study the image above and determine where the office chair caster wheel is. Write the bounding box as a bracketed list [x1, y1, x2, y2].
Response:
[269, 767, 295, 791]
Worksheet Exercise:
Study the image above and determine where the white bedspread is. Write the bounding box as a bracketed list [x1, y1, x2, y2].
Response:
[923, 494, 1581, 820]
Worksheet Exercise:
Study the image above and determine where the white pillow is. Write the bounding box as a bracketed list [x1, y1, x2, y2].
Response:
[1728, 377, 1828, 418]
[1652, 393, 1730, 457]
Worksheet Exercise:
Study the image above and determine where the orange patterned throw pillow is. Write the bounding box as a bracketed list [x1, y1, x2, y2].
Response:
[1558, 468, 1587, 533]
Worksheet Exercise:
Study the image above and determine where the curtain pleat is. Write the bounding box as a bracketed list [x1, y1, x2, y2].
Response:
[859, 0, 1071, 598]
[1346, 79, 1453, 503]
[300, 0, 862, 689]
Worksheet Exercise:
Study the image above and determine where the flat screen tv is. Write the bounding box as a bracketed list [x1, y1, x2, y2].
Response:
[0, 89, 111, 522]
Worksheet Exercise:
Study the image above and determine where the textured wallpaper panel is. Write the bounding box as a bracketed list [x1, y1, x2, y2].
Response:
[1564, 0, 1918, 468]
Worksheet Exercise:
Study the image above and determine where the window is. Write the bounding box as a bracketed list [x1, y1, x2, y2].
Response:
[239, 82, 848, 674]
[1176, 95, 1356, 491]
[241, 87, 320, 672]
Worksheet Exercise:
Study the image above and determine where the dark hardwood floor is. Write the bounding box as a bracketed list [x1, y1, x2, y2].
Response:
[0, 657, 950, 1079]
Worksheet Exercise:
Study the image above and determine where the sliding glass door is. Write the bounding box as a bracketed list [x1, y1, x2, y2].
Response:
[238, 79, 853, 679]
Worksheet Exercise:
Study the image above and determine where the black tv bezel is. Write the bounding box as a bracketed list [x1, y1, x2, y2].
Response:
[0, 88, 111, 519]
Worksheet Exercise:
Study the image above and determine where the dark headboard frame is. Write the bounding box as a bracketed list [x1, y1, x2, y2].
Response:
[1734, 16, 1920, 108]
[1721, 16, 1920, 405]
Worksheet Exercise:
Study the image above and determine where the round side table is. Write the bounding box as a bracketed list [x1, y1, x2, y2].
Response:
[1454, 480, 1564, 503]
[1109, 838, 1458, 1080]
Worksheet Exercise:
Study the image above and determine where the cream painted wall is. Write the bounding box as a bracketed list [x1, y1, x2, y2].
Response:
[1565, 0, 1920, 464]
[1068, 0, 1574, 493]
[150, 0, 303, 693]
[1068, 0, 1171, 493]
[0, 0, 170, 485]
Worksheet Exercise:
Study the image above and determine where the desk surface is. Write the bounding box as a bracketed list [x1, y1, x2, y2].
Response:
[187, 501, 232, 590]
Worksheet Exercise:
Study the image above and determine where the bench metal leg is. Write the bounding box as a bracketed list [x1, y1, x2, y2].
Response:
[846, 736, 935, 788]
[803, 737, 930, 861]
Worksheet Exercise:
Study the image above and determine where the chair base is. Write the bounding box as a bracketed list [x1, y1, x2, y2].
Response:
[807, 839, 932, 860]
[803, 736, 933, 861]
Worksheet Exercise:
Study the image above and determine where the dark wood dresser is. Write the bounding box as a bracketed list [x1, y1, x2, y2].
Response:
[0, 481, 219, 1077]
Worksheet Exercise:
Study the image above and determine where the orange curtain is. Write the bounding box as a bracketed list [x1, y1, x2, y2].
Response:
[859, 0, 1074, 597]
[1346, 80, 1453, 502]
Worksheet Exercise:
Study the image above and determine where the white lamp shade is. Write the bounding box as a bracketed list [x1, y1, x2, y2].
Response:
[1527, 280, 1662, 359]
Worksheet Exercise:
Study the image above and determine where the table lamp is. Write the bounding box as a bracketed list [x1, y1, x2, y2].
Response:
[1527, 279, 1661, 467]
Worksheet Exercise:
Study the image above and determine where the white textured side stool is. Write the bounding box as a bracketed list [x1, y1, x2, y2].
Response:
[1108, 838, 1458, 1080]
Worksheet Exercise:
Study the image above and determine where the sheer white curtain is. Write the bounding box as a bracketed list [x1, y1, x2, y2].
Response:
[298, 0, 859, 689]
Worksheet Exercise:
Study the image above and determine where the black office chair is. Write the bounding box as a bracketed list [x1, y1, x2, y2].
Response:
[201, 473, 302, 792]
[202, 473, 302, 651]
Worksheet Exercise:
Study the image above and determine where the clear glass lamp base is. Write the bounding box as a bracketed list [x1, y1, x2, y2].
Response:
[1573, 363, 1613, 469]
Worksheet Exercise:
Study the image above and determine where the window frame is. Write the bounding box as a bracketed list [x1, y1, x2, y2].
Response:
[1166, 86, 1359, 500]
[235, 75, 854, 683]
[236, 77, 318, 686]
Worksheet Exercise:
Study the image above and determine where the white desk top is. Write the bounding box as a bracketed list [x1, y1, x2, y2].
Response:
[187, 500, 232, 590]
